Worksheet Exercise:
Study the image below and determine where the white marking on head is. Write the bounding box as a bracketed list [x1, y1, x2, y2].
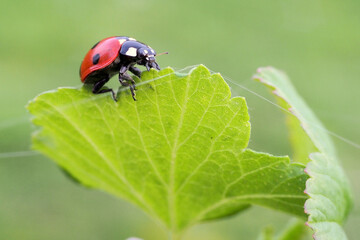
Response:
[128, 37, 136, 41]
[151, 49, 155, 54]
[146, 55, 154, 60]
[118, 39, 126, 45]
[125, 47, 137, 57]
[144, 50, 148, 54]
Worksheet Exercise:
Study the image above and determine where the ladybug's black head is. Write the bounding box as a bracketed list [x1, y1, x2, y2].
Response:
[120, 41, 160, 71]
[137, 47, 160, 71]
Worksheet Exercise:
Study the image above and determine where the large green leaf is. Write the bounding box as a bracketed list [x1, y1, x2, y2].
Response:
[254, 67, 352, 240]
[28, 65, 307, 235]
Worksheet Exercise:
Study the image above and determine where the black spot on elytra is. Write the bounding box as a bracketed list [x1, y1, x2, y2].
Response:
[92, 54, 100, 65]
[91, 41, 100, 49]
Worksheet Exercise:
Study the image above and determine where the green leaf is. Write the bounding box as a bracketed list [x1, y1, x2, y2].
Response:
[276, 219, 307, 240]
[257, 219, 308, 240]
[27, 65, 307, 234]
[254, 67, 353, 240]
[257, 226, 274, 240]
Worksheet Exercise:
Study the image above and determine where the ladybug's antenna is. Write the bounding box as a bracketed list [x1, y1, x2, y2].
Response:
[156, 52, 169, 56]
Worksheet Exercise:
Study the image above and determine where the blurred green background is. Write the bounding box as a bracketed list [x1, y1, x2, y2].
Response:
[0, 0, 359, 239]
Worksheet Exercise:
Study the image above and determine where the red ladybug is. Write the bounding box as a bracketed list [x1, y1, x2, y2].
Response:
[80, 36, 167, 101]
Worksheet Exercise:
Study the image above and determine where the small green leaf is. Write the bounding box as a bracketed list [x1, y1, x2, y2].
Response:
[254, 67, 353, 240]
[257, 219, 307, 240]
[27, 65, 307, 234]
[276, 219, 307, 240]
[257, 226, 274, 240]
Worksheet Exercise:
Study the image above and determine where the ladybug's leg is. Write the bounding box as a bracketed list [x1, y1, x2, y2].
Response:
[124, 72, 137, 90]
[129, 66, 142, 78]
[92, 78, 117, 101]
[119, 73, 136, 101]
[119, 64, 129, 75]
[118, 64, 137, 101]
[119, 64, 136, 86]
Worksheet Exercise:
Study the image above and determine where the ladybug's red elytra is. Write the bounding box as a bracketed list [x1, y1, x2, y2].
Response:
[80, 36, 166, 101]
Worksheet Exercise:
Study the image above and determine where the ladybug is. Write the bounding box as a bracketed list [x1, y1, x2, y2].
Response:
[80, 36, 167, 101]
